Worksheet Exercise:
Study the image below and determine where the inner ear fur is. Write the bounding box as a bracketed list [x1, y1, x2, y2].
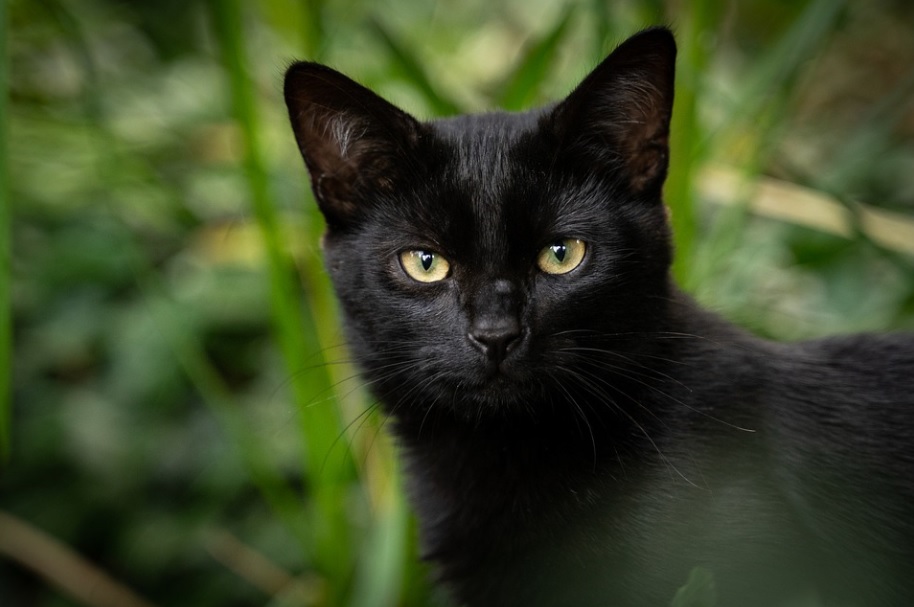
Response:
[548, 27, 676, 196]
[284, 62, 422, 227]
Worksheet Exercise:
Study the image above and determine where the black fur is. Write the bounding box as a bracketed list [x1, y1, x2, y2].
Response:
[285, 27, 914, 606]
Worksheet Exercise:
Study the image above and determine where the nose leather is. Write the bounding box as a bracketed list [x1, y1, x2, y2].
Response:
[468, 279, 522, 363]
[468, 321, 521, 362]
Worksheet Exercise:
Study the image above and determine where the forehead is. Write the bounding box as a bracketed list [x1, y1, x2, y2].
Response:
[356, 110, 613, 275]
[434, 111, 559, 200]
[420, 113, 544, 262]
[364, 111, 606, 278]
[429, 111, 543, 183]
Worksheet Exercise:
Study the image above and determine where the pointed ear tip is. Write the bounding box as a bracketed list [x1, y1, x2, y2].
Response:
[284, 61, 319, 86]
[284, 61, 345, 96]
[637, 25, 674, 38]
[637, 26, 677, 53]
[284, 62, 309, 98]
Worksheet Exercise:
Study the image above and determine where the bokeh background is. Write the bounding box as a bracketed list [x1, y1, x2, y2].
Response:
[2, 0, 913, 606]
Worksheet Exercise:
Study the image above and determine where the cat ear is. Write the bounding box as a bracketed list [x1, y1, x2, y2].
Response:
[284, 62, 422, 227]
[548, 27, 676, 196]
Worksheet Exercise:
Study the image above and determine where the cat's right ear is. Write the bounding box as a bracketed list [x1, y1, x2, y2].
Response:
[284, 62, 422, 228]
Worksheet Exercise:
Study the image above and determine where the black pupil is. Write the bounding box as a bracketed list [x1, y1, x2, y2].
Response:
[420, 252, 434, 271]
[552, 243, 567, 262]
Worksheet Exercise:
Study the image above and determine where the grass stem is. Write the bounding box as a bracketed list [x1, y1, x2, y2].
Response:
[208, 0, 354, 598]
[0, 0, 11, 463]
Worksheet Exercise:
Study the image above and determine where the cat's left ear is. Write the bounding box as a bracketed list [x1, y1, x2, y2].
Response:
[547, 27, 676, 196]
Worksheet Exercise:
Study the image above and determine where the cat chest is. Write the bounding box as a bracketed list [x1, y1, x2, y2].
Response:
[410, 451, 815, 607]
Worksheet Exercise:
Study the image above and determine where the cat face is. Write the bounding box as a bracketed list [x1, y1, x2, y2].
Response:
[285, 28, 677, 419]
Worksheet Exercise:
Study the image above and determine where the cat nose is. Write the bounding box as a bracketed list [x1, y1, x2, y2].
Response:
[468, 320, 521, 363]
[467, 279, 522, 363]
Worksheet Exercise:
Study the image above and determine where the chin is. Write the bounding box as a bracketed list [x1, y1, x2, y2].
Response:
[446, 366, 548, 418]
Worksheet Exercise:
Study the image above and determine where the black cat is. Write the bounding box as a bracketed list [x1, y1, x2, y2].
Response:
[284, 27, 914, 607]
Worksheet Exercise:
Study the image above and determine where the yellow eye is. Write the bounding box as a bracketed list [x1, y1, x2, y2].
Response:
[537, 239, 586, 275]
[399, 250, 451, 283]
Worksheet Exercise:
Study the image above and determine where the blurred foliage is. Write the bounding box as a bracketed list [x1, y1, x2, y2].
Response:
[2, 0, 913, 606]
[1, 0, 12, 463]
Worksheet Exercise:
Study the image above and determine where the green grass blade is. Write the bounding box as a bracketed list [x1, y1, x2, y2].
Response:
[369, 18, 463, 116]
[0, 0, 10, 464]
[207, 0, 354, 595]
[820, 68, 914, 193]
[36, 0, 315, 547]
[686, 0, 847, 291]
[346, 441, 410, 607]
[145, 281, 312, 545]
[670, 567, 717, 607]
[590, 0, 611, 62]
[259, 0, 326, 60]
[303, 0, 326, 59]
[701, 0, 846, 156]
[496, 6, 575, 111]
[666, 0, 720, 287]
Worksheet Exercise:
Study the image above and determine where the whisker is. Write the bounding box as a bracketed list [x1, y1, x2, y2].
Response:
[559, 365, 699, 488]
[550, 373, 598, 471]
[561, 344, 756, 434]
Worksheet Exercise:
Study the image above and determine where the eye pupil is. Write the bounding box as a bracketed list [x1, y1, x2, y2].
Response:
[551, 244, 567, 262]
[421, 252, 434, 271]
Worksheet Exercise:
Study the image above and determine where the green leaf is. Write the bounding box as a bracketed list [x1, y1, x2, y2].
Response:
[670, 567, 717, 607]
[496, 6, 575, 111]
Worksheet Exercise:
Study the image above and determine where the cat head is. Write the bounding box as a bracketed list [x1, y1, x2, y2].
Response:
[284, 28, 677, 420]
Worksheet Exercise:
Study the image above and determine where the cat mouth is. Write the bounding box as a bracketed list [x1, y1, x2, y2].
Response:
[475, 344, 527, 385]
[472, 354, 531, 395]
[481, 357, 513, 379]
